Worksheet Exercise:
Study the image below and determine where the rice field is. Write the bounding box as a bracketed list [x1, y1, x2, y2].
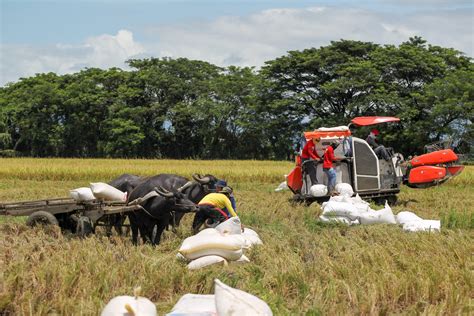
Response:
[0, 158, 472, 315]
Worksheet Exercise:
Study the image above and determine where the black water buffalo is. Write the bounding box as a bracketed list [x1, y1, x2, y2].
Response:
[107, 174, 146, 236]
[126, 173, 218, 245]
[109, 173, 145, 194]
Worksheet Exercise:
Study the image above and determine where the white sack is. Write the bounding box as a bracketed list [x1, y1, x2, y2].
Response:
[396, 211, 440, 232]
[69, 187, 95, 202]
[197, 228, 222, 237]
[319, 215, 359, 225]
[396, 211, 424, 225]
[101, 295, 157, 316]
[321, 201, 360, 221]
[402, 220, 441, 232]
[187, 255, 228, 270]
[327, 195, 349, 203]
[317, 126, 349, 131]
[166, 294, 217, 316]
[90, 182, 127, 202]
[214, 279, 273, 316]
[179, 234, 243, 261]
[242, 228, 263, 246]
[229, 234, 252, 249]
[358, 202, 397, 225]
[176, 253, 188, 262]
[352, 194, 368, 205]
[274, 181, 289, 192]
[233, 254, 251, 264]
[335, 183, 354, 197]
[353, 202, 371, 213]
[215, 217, 242, 235]
[310, 184, 328, 197]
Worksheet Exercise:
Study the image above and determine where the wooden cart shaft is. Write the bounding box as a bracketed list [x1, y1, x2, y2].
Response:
[0, 198, 140, 217]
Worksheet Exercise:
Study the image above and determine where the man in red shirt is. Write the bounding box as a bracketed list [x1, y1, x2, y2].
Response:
[323, 142, 338, 195]
[301, 137, 321, 185]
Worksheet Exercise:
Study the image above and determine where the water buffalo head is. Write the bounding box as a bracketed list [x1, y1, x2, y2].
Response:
[155, 186, 197, 213]
[191, 174, 219, 193]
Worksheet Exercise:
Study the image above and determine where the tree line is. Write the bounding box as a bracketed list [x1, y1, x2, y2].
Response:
[0, 37, 472, 159]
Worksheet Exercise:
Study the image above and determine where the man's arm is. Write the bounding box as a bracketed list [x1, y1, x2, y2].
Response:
[223, 197, 237, 217]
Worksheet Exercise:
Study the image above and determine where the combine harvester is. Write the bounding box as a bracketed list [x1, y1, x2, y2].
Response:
[287, 116, 464, 205]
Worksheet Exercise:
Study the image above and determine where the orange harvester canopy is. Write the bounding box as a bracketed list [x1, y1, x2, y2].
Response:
[304, 129, 351, 141]
[351, 116, 400, 126]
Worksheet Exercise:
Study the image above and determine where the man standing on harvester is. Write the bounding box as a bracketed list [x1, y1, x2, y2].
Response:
[301, 137, 321, 185]
[192, 186, 237, 234]
[323, 142, 339, 196]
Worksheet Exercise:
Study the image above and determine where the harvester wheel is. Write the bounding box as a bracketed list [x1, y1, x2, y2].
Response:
[289, 194, 305, 206]
[386, 195, 398, 205]
[373, 195, 398, 206]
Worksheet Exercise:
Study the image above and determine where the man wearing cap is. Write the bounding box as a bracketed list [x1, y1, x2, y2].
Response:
[366, 129, 390, 161]
[216, 180, 236, 211]
[192, 186, 237, 233]
[301, 137, 321, 186]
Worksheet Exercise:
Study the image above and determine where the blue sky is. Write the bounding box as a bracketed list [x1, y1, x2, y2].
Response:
[1, 0, 473, 85]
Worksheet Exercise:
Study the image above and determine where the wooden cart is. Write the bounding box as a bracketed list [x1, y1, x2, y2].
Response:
[0, 198, 142, 237]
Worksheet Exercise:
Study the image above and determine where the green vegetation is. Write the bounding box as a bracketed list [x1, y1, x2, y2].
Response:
[1, 37, 472, 159]
[0, 159, 472, 314]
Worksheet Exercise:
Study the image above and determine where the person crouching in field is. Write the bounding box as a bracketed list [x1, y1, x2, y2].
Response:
[215, 179, 237, 212]
[192, 186, 237, 234]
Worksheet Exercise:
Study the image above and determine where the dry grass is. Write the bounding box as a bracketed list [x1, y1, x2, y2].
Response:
[0, 159, 472, 315]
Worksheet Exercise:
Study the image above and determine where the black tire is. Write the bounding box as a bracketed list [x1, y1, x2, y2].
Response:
[373, 197, 385, 206]
[289, 194, 305, 206]
[373, 196, 398, 206]
[386, 195, 398, 206]
[26, 211, 59, 227]
[76, 216, 93, 237]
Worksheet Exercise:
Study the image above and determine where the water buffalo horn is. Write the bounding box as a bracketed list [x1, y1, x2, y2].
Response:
[192, 174, 210, 184]
[154, 186, 174, 198]
[177, 181, 194, 192]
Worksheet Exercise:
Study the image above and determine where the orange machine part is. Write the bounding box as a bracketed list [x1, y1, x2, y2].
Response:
[351, 116, 400, 126]
[287, 166, 303, 192]
[410, 149, 458, 167]
[295, 155, 302, 167]
[447, 165, 464, 176]
[408, 166, 447, 184]
[304, 130, 351, 140]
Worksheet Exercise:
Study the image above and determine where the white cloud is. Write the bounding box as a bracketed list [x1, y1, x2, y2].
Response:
[0, 30, 144, 85]
[146, 6, 472, 68]
[1, 6, 472, 86]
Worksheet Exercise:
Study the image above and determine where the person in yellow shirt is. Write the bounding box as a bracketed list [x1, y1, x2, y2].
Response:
[192, 186, 237, 233]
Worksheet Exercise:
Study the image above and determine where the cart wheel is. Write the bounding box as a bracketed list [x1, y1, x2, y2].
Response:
[76, 216, 93, 237]
[26, 211, 59, 227]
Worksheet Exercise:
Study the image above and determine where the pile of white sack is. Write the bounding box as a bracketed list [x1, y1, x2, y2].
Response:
[101, 279, 272, 316]
[167, 278, 272, 316]
[69, 182, 127, 202]
[101, 287, 157, 316]
[319, 184, 440, 232]
[310, 182, 354, 197]
[177, 217, 262, 270]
